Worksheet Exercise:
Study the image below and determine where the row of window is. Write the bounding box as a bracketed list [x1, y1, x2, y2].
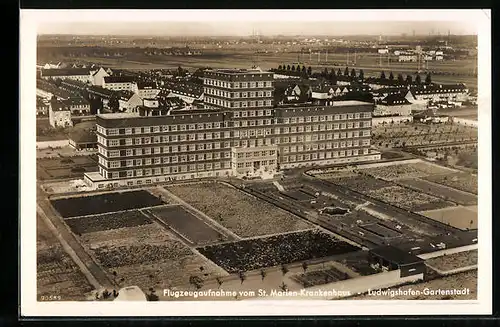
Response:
[100, 141, 232, 157]
[233, 110, 273, 118]
[236, 160, 276, 168]
[104, 161, 232, 179]
[204, 79, 272, 89]
[282, 112, 371, 123]
[99, 122, 225, 136]
[204, 96, 272, 108]
[103, 151, 232, 168]
[102, 132, 233, 147]
[278, 122, 371, 132]
[236, 150, 277, 159]
[281, 140, 370, 153]
[282, 149, 369, 162]
[204, 88, 272, 99]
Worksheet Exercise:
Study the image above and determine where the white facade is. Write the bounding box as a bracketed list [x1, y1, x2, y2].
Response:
[398, 55, 417, 62]
[92, 68, 110, 86]
[103, 80, 139, 93]
[119, 93, 143, 112]
[138, 88, 161, 99]
[49, 107, 73, 128]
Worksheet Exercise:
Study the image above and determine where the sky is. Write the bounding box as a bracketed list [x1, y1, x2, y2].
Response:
[37, 21, 477, 37]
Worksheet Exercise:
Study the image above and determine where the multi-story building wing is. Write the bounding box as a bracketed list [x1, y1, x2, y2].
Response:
[84, 68, 380, 189]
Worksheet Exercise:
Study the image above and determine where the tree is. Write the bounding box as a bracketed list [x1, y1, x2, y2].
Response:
[405, 75, 413, 85]
[278, 65, 282, 70]
[291, 65, 296, 72]
[280, 282, 288, 292]
[350, 68, 356, 78]
[344, 66, 349, 76]
[216, 277, 223, 289]
[301, 65, 306, 74]
[389, 72, 394, 80]
[307, 66, 312, 76]
[359, 69, 364, 80]
[286, 65, 291, 71]
[302, 262, 308, 273]
[415, 74, 422, 84]
[260, 269, 266, 281]
[281, 264, 289, 276]
[322, 67, 328, 77]
[108, 96, 120, 113]
[380, 71, 386, 80]
[397, 73, 405, 84]
[425, 73, 432, 84]
[147, 289, 159, 301]
[239, 271, 246, 284]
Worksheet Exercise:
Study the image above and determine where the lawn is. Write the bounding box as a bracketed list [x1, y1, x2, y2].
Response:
[166, 182, 312, 238]
[419, 206, 477, 230]
[423, 173, 478, 195]
[197, 229, 359, 273]
[397, 178, 477, 206]
[293, 267, 350, 288]
[368, 186, 454, 212]
[147, 205, 228, 245]
[51, 190, 165, 218]
[426, 250, 478, 272]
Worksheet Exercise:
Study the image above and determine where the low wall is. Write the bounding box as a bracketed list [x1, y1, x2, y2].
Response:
[247, 269, 424, 300]
[36, 139, 69, 149]
[417, 244, 478, 260]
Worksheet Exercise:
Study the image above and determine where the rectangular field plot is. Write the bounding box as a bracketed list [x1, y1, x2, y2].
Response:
[283, 190, 315, 201]
[148, 206, 227, 245]
[51, 190, 164, 218]
[368, 186, 455, 212]
[293, 267, 350, 288]
[397, 178, 477, 205]
[326, 175, 394, 192]
[64, 210, 152, 235]
[360, 223, 402, 238]
[337, 252, 383, 276]
[79, 223, 224, 292]
[357, 161, 454, 181]
[419, 206, 477, 230]
[426, 250, 478, 272]
[423, 173, 478, 195]
[196, 230, 359, 273]
[166, 182, 312, 238]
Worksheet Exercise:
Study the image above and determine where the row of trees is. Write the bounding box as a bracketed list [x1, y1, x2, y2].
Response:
[377, 71, 432, 85]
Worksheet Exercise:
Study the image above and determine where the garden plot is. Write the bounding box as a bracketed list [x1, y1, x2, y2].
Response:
[197, 230, 359, 273]
[397, 178, 477, 206]
[293, 267, 350, 288]
[419, 206, 477, 230]
[426, 250, 478, 272]
[37, 214, 94, 301]
[368, 186, 454, 212]
[423, 173, 478, 195]
[337, 251, 383, 276]
[64, 210, 153, 235]
[79, 223, 224, 292]
[51, 190, 165, 218]
[326, 175, 393, 192]
[283, 190, 315, 202]
[166, 182, 312, 238]
[147, 205, 228, 245]
[357, 161, 454, 181]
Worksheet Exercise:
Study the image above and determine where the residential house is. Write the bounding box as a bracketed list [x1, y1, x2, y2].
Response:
[68, 129, 97, 150]
[92, 67, 110, 86]
[103, 76, 139, 93]
[87, 85, 117, 108]
[409, 84, 469, 105]
[36, 79, 74, 101]
[118, 91, 143, 112]
[164, 83, 204, 104]
[285, 84, 312, 102]
[36, 96, 49, 116]
[374, 93, 413, 116]
[63, 97, 91, 116]
[41, 68, 93, 83]
[137, 81, 160, 99]
[49, 99, 73, 128]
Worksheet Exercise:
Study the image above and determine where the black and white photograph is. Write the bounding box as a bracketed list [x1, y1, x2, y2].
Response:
[20, 9, 491, 316]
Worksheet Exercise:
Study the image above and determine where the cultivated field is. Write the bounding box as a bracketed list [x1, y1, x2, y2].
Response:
[166, 182, 312, 238]
[423, 172, 478, 195]
[356, 161, 454, 181]
[197, 229, 359, 273]
[37, 214, 94, 301]
[51, 190, 165, 218]
[426, 250, 478, 272]
[397, 178, 477, 205]
[419, 206, 477, 230]
[37, 156, 98, 181]
[372, 122, 477, 149]
[79, 223, 224, 291]
[147, 205, 228, 245]
[64, 210, 153, 235]
[293, 267, 351, 288]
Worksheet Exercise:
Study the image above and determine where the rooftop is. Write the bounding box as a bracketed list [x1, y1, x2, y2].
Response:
[98, 112, 140, 119]
[209, 68, 271, 74]
[370, 245, 425, 266]
[41, 68, 90, 77]
[104, 76, 137, 84]
[279, 100, 371, 108]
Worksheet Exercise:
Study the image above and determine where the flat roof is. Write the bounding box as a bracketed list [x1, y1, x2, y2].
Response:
[98, 112, 140, 119]
[370, 245, 425, 266]
[280, 100, 371, 108]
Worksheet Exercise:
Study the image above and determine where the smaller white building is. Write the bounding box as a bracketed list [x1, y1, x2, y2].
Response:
[103, 76, 138, 93]
[49, 100, 73, 128]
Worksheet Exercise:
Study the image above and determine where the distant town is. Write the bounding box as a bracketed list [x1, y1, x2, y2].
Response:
[35, 32, 479, 303]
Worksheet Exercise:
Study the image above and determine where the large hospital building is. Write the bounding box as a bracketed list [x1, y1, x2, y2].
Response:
[84, 68, 381, 189]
